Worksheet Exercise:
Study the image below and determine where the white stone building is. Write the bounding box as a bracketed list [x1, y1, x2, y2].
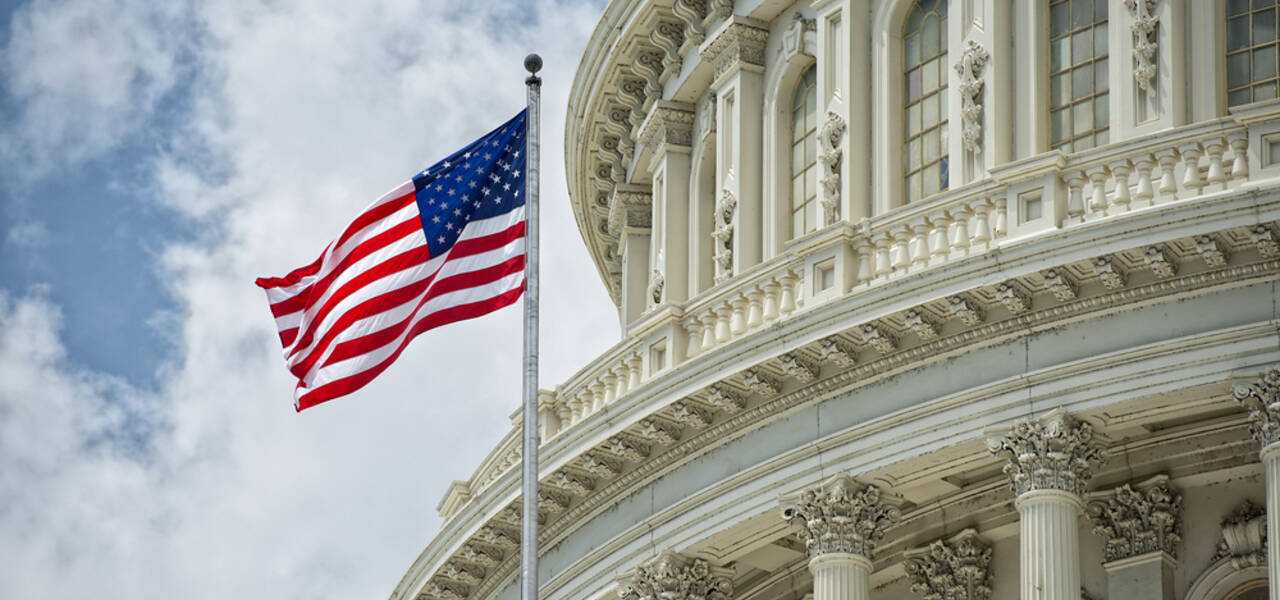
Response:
[392, 1, 1280, 599]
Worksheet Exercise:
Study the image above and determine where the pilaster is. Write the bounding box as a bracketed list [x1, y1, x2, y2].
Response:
[903, 529, 993, 600]
[610, 184, 653, 329]
[616, 551, 734, 600]
[1086, 475, 1182, 600]
[638, 102, 695, 306]
[781, 475, 899, 600]
[987, 409, 1107, 600]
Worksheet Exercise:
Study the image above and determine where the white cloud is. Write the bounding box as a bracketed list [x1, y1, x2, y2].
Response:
[5, 220, 49, 248]
[0, 0, 618, 598]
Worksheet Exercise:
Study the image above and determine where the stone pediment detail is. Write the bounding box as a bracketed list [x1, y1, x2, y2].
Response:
[781, 475, 901, 559]
[617, 551, 733, 600]
[904, 529, 993, 600]
[986, 409, 1107, 497]
[1086, 475, 1182, 561]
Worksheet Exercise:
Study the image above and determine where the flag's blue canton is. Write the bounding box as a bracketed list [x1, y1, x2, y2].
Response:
[412, 110, 527, 257]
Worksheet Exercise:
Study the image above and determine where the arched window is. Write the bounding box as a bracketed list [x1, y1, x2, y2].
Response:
[1227, 0, 1279, 107]
[903, 0, 948, 204]
[790, 66, 818, 238]
[1049, 0, 1109, 152]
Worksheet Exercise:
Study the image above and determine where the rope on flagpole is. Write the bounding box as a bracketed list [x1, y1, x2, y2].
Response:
[521, 52, 542, 600]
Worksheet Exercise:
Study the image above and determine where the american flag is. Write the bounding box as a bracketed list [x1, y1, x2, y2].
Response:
[256, 110, 527, 411]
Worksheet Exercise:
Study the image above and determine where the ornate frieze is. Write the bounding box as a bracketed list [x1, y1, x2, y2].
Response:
[818, 111, 846, 227]
[954, 40, 989, 154]
[904, 309, 939, 340]
[949, 296, 984, 325]
[637, 102, 695, 150]
[699, 19, 768, 83]
[780, 476, 901, 559]
[993, 282, 1030, 314]
[1214, 500, 1267, 568]
[1041, 268, 1078, 301]
[861, 324, 898, 354]
[1086, 476, 1182, 562]
[1125, 0, 1159, 93]
[986, 410, 1107, 497]
[713, 189, 736, 283]
[742, 367, 781, 396]
[1233, 366, 1280, 449]
[617, 551, 734, 600]
[904, 529, 993, 600]
[1092, 256, 1128, 290]
[1143, 245, 1177, 278]
[817, 336, 857, 368]
[704, 383, 745, 412]
[779, 352, 819, 383]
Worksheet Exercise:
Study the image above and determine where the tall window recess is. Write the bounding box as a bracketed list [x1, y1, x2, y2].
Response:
[1227, 0, 1280, 107]
[791, 66, 818, 238]
[903, 0, 948, 204]
[1049, 0, 1109, 152]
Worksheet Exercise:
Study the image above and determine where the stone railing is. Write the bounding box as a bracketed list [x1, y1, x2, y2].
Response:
[453, 119, 1252, 509]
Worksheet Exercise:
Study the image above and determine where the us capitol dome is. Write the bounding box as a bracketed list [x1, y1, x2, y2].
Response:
[393, 1, 1280, 599]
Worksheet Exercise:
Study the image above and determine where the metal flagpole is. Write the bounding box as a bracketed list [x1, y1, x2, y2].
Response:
[520, 53, 542, 600]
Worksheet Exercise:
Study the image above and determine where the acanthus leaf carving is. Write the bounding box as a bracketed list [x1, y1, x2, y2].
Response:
[903, 309, 939, 341]
[778, 351, 819, 383]
[861, 323, 898, 354]
[986, 409, 1107, 497]
[1143, 245, 1178, 278]
[616, 551, 734, 600]
[817, 336, 857, 368]
[954, 40, 989, 154]
[1125, 0, 1159, 93]
[638, 418, 681, 445]
[1215, 500, 1267, 568]
[1086, 476, 1182, 561]
[818, 111, 846, 226]
[670, 401, 712, 429]
[994, 282, 1030, 314]
[581, 453, 622, 478]
[1233, 366, 1280, 449]
[650, 20, 686, 84]
[605, 436, 650, 462]
[949, 295, 984, 326]
[1092, 256, 1128, 289]
[742, 367, 781, 396]
[671, 0, 707, 55]
[704, 383, 746, 413]
[781, 476, 901, 559]
[1041, 268, 1078, 301]
[904, 529, 993, 600]
[713, 189, 736, 283]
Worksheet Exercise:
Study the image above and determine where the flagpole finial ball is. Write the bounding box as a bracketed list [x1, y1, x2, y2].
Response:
[524, 54, 543, 74]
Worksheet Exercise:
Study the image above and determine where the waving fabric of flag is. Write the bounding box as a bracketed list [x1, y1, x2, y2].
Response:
[256, 110, 528, 411]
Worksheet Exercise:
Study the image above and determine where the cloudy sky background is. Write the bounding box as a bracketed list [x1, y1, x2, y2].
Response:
[0, 0, 618, 597]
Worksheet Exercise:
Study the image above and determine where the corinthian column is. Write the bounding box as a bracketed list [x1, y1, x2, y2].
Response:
[616, 551, 733, 600]
[781, 475, 901, 600]
[987, 409, 1107, 600]
[1233, 366, 1280, 597]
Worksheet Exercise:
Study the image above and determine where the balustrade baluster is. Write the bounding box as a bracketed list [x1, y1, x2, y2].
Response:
[714, 304, 732, 343]
[1086, 166, 1109, 216]
[589, 381, 606, 413]
[1109, 160, 1132, 213]
[602, 371, 618, 404]
[1179, 142, 1204, 194]
[763, 281, 781, 321]
[874, 233, 892, 278]
[779, 273, 797, 315]
[929, 211, 951, 261]
[948, 206, 972, 258]
[729, 295, 748, 336]
[747, 286, 764, 328]
[854, 240, 874, 285]
[1066, 172, 1086, 219]
[700, 311, 717, 351]
[1229, 133, 1249, 179]
[970, 200, 991, 251]
[684, 319, 702, 358]
[1205, 137, 1227, 186]
[911, 221, 931, 267]
[629, 353, 643, 387]
[890, 226, 911, 273]
[1154, 148, 1179, 200]
[992, 196, 1007, 238]
[1132, 155, 1155, 207]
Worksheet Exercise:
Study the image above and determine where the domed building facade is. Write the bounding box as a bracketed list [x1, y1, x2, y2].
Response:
[393, 1, 1280, 600]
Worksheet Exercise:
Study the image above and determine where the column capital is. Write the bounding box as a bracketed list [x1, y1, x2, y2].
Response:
[780, 475, 901, 560]
[638, 101, 695, 154]
[1232, 366, 1280, 450]
[1085, 475, 1183, 562]
[699, 17, 768, 85]
[903, 529, 993, 600]
[986, 409, 1107, 497]
[616, 550, 734, 600]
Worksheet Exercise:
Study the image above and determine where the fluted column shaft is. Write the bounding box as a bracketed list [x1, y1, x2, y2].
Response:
[809, 553, 870, 600]
[1263, 444, 1280, 597]
[1017, 490, 1083, 600]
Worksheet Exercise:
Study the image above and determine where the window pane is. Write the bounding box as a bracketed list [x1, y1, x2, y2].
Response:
[1094, 0, 1107, 21]
[907, 103, 921, 135]
[1076, 134, 1094, 151]
[1094, 93, 1109, 128]
[907, 137, 921, 170]
[805, 195, 817, 230]
[906, 67, 922, 101]
[1051, 2, 1070, 37]
[921, 0, 936, 13]
[1229, 88, 1253, 106]
[792, 109, 804, 141]
[1229, 0, 1252, 15]
[923, 162, 941, 196]
[805, 93, 816, 131]
[1072, 0, 1091, 29]
[1094, 129, 1108, 147]
[805, 131, 815, 162]
[1229, 51, 1252, 89]
[939, 13, 947, 49]
[792, 177, 804, 209]
[1229, 16, 1251, 52]
[1051, 107, 1069, 142]
[923, 58, 939, 92]
[1094, 22, 1107, 56]
[923, 129, 939, 162]
[939, 57, 949, 89]
[1257, 81, 1279, 100]
[939, 120, 948, 149]
[1259, 0, 1278, 10]
[906, 6, 924, 35]
[939, 156, 949, 190]
[922, 15, 939, 58]
[1072, 64, 1093, 99]
[907, 172, 922, 203]
[1072, 29, 1092, 64]
[1051, 36, 1070, 72]
[939, 90, 947, 114]
[905, 33, 921, 66]
[1256, 9, 1278, 45]
[923, 93, 939, 125]
[1073, 99, 1093, 136]
[1255, 45, 1278, 81]
[1095, 58, 1109, 92]
[792, 142, 803, 172]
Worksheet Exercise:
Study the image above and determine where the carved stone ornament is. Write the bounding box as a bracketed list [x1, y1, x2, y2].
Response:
[617, 551, 734, 600]
[1092, 256, 1128, 290]
[1143, 245, 1177, 278]
[1086, 477, 1183, 562]
[638, 103, 695, 149]
[699, 19, 768, 83]
[994, 282, 1030, 314]
[1041, 268, 1078, 302]
[712, 189, 736, 283]
[949, 296, 984, 325]
[742, 367, 781, 396]
[954, 40, 989, 154]
[704, 0, 734, 30]
[672, 0, 707, 54]
[778, 351, 818, 383]
[818, 112, 846, 226]
[986, 409, 1108, 497]
[861, 323, 898, 354]
[903, 529, 994, 600]
[1233, 366, 1280, 449]
[608, 185, 652, 236]
[1125, 0, 1159, 93]
[777, 12, 816, 63]
[1214, 500, 1267, 569]
[817, 336, 857, 368]
[650, 20, 686, 84]
[698, 93, 716, 141]
[780, 475, 901, 559]
[904, 309, 939, 340]
[1196, 234, 1230, 267]
[1251, 224, 1279, 258]
[648, 250, 666, 307]
[704, 383, 745, 412]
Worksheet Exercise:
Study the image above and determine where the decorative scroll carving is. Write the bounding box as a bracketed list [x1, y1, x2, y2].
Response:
[1041, 268, 1078, 301]
[423, 580, 469, 600]
[777, 13, 816, 63]
[954, 40, 989, 154]
[603, 102, 636, 161]
[818, 111, 846, 226]
[994, 282, 1030, 314]
[638, 418, 680, 445]
[705, 383, 746, 412]
[904, 309, 939, 340]
[650, 20, 686, 84]
[672, 0, 707, 55]
[986, 409, 1107, 497]
[1196, 234, 1230, 266]
[617, 76, 649, 136]
[617, 551, 734, 600]
[743, 367, 781, 396]
[704, 0, 734, 30]
[699, 20, 768, 82]
[581, 454, 621, 478]
[477, 525, 518, 549]
[904, 529, 993, 600]
[597, 134, 626, 184]
[550, 471, 594, 497]
[781, 476, 901, 559]
[442, 562, 486, 585]
[817, 336, 857, 367]
[1086, 477, 1182, 561]
[949, 296, 984, 325]
[861, 323, 898, 354]
[632, 47, 666, 113]
[1126, 0, 1159, 93]
[1092, 256, 1128, 289]
[460, 543, 502, 567]
[648, 249, 666, 307]
[713, 189, 736, 283]
[605, 436, 650, 462]
[1143, 246, 1177, 278]
[495, 506, 521, 525]
[537, 490, 569, 514]
[671, 401, 711, 428]
[1233, 366, 1280, 448]
[1252, 224, 1279, 258]
[778, 352, 819, 383]
[1214, 500, 1267, 568]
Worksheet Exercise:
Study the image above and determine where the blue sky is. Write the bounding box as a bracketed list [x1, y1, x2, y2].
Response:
[0, 0, 615, 597]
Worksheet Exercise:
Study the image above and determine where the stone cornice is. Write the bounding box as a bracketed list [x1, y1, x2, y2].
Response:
[1232, 365, 1280, 449]
[986, 409, 1108, 497]
[698, 16, 768, 84]
[780, 475, 901, 559]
